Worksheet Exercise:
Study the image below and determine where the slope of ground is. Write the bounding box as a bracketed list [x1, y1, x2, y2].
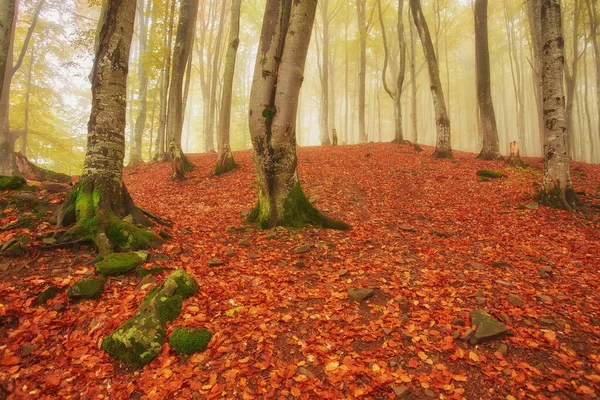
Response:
[1, 143, 599, 399]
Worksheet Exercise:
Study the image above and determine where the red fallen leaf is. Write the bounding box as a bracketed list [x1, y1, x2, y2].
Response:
[576, 385, 595, 395]
[408, 357, 419, 368]
[45, 372, 62, 387]
[0, 356, 19, 366]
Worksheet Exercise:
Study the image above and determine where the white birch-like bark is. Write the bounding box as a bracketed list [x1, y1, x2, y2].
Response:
[539, 0, 576, 209]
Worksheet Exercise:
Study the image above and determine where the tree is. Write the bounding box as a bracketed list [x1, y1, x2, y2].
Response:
[0, 0, 44, 176]
[378, 0, 407, 144]
[356, 0, 369, 143]
[214, 0, 241, 175]
[474, 0, 501, 160]
[165, 0, 198, 179]
[58, 0, 159, 254]
[247, 0, 349, 230]
[586, 0, 600, 156]
[537, 0, 577, 210]
[410, 0, 452, 158]
[129, 0, 152, 166]
[526, 0, 546, 154]
[0, 0, 16, 176]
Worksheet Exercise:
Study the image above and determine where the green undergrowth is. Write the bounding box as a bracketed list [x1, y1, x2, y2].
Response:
[102, 269, 198, 368]
[169, 328, 212, 355]
[0, 175, 26, 191]
[477, 169, 506, 180]
[66, 278, 105, 299]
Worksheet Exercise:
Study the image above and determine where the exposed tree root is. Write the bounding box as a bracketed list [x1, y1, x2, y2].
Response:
[214, 153, 237, 176]
[537, 187, 579, 212]
[433, 149, 453, 159]
[58, 179, 161, 255]
[476, 149, 503, 161]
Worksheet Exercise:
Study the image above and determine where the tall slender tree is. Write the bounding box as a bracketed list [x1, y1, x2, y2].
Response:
[59, 0, 159, 254]
[0, 0, 16, 176]
[527, 0, 546, 154]
[378, 0, 407, 144]
[474, 0, 501, 160]
[538, 0, 577, 210]
[586, 0, 600, 154]
[165, 0, 198, 179]
[410, 0, 452, 158]
[248, 0, 349, 230]
[356, 0, 368, 143]
[215, 0, 241, 175]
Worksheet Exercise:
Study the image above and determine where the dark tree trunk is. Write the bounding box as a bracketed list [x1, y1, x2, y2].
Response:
[474, 0, 501, 160]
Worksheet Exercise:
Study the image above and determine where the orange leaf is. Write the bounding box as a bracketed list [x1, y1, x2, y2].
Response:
[408, 357, 419, 368]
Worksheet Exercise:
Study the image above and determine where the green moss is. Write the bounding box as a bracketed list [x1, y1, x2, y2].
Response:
[0, 175, 26, 191]
[102, 313, 166, 368]
[36, 285, 61, 305]
[169, 328, 212, 355]
[137, 266, 164, 277]
[95, 252, 145, 276]
[102, 269, 198, 368]
[477, 169, 505, 179]
[66, 278, 105, 299]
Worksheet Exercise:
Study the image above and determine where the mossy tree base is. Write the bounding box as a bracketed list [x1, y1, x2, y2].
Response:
[507, 155, 527, 168]
[214, 153, 237, 176]
[102, 269, 199, 368]
[247, 182, 350, 230]
[433, 149, 453, 159]
[477, 149, 503, 161]
[0, 175, 26, 191]
[537, 187, 579, 212]
[58, 179, 161, 255]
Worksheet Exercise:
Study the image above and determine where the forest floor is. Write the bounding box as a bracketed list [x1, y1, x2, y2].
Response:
[1, 143, 600, 399]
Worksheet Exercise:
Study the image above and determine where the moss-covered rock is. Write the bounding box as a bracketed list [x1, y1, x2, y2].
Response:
[169, 328, 212, 355]
[36, 285, 61, 305]
[476, 170, 505, 179]
[66, 278, 105, 299]
[102, 269, 198, 368]
[95, 252, 145, 276]
[0, 175, 26, 191]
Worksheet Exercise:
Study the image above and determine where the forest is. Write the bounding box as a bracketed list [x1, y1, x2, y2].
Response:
[0, 0, 599, 398]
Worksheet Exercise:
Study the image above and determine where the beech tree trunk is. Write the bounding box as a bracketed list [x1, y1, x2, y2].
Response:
[527, 0, 546, 155]
[155, 0, 175, 161]
[538, 0, 577, 210]
[378, 0, 407, 144]
[59, 0, 159, 254]
[165, 0, 198, 178]
[474, 0, 501, 160]
[207, 0, 227, 154]
[319, 0, 332, 146]
[130, 0, 151, 166]
[410, 0, 452, 158]
[564, 0, 581, 159]
[248, 0, 349, 230]
[586, 0, 600, 159]
[215, 0, 241, 175]
[409, 11, 418, 144]
[356, 0, 368, 143]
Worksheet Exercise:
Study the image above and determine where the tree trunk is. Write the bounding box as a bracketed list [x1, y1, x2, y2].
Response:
[319, 0, 332, 146]
[20, 41, 34, 156]
[248, 0, 349, 230]
[165, 0, 198, 178]
[409, 10, 418, 144]
[155, 0, 176, 161]
[586, 0, 600, 160]
[356, 0, 368, 143]
[527, 0, 546, 155]
[379, 0, 407, 144]
[474, 0, 501, 160]
[59, 0, 159, 254]
[410, 0, 452, 158]
[207, 0, 227, 154]
[564, 0, 581, 159]
[130, 0, 152, 166]
[538, 0, 577, 210]
[215, 0, 241, 175]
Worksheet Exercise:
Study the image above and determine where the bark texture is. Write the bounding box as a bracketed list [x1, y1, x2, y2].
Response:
[248, 0, 349, 230]
[319, 0, 332, 146]
[356, 0, 368, 143]
[527, 0, 546, 154]
[59, 0, 159, 253]
[538, 0, 576, 210]
[215, 0, 241, 176]
[474, 0, 501, 160]
[410, 0, 452, 158]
